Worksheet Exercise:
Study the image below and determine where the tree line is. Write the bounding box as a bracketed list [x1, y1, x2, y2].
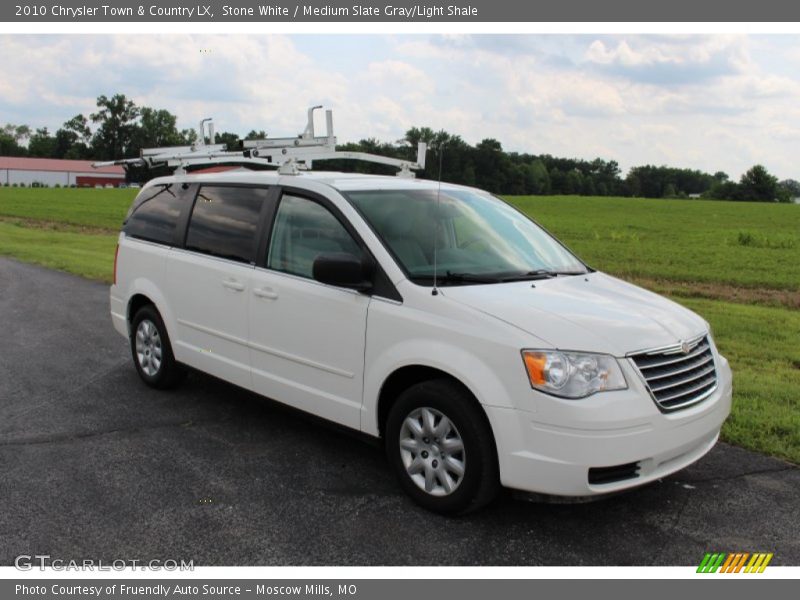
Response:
[2, 93, 797, 202]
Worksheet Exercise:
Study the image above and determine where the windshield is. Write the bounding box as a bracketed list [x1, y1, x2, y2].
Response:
[345, 188, 588, 284]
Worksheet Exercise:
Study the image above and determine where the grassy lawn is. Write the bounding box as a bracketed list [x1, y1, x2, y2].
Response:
[1, 187, 798, 463]
[0, 188, 130, 280]
[0, 187, 134, 231]
[0, 220, 118, 281]
[507, 195, 800, 291]
[680, 298, 800, 463]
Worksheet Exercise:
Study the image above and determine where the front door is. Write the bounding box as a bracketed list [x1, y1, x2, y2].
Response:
[248, 192, 370, 429]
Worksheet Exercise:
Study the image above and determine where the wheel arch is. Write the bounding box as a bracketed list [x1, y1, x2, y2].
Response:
[376, 365, 496, 448]
[127, 293, 155, 325]
[377, 363, 503, 512]
[123, 278, 176, 342]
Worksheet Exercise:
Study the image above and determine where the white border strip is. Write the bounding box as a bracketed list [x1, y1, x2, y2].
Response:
[0, 16, 797, 584]
[0, 21, 799, 34]
[1, 566, 799, 579]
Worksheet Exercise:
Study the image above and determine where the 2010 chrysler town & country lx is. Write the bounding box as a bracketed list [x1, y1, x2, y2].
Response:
[110, 170, 732, 513]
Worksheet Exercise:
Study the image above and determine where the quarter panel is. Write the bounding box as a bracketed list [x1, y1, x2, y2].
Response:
[113, 235, 172, 335]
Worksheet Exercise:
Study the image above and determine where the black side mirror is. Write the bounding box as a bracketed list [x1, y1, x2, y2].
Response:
[312, 252, 374, 292]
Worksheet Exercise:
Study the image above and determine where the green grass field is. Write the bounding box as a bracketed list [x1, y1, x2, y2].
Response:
[1, 187, 798, 463]
[0, 187, 135, 231]
[0, 220, 117, 282]
[508, 195, 800, 292]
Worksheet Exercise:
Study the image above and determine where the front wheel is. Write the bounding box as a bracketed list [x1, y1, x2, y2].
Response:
[385, 379, 499, 514]
[130, 305, 184, 389]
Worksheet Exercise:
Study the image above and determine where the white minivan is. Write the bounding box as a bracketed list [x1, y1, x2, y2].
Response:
[110, 169, 732, 513]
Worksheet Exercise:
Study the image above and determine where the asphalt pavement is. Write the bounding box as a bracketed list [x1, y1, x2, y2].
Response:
[1, 257, 798, 566]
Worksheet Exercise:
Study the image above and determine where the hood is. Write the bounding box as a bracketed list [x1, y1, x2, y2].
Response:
[441, 272, 708, 356]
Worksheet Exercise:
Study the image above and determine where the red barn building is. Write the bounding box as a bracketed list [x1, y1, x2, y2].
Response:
[0, 157, 125, 187]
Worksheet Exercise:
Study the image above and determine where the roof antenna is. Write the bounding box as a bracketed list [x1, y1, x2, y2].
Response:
[432, 141, 445, 296]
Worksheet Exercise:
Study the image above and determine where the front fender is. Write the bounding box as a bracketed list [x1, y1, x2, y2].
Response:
[361, 337, 521, 437]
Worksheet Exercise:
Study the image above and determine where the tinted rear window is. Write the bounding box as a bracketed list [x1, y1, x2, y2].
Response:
[185, 186, 268, 264]
[124, 185, 185, 245]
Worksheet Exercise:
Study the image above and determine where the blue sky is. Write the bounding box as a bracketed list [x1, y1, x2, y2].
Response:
[1, 34, 799, 179]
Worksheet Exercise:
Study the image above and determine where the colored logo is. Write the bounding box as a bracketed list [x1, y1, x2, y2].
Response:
[697, 552, 773, 573]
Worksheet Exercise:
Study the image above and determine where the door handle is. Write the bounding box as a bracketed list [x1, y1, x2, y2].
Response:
[222, 279, 245, 292]
[253, 286, 278, 300]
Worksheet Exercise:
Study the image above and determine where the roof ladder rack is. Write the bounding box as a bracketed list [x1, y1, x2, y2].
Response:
[93, 106, 427, 178]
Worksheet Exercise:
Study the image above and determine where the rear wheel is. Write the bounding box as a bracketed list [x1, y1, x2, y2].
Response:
[386, 379, 499, 514]
[130, 305, 184, 389]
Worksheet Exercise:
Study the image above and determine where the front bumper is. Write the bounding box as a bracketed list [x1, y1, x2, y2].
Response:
[486, 353, 733, 497]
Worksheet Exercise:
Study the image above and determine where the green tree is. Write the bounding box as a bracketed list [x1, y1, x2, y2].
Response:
[215, 131, 240, 151]
[625, 172, 641, 197]
[474, 138, 508, 193]
[53, 114, 93, 159]
[738, 165, 778, 202]
[0, 132, 25, 156]
[131, 107, 184, 150]
[3, 124, 31, 144]
[27, 127, 56, 157]
[180, 128, 198, 145]
[90, 94, 140, 160]
[461, 163, 476, 186]
[507, 163, 527, 195]
[625, 164, 716, 198]
[404, 126, 437, 147]
[704, 181, 740, 201]
[549, 167, 566, 194]
[0, 124, 30, 156]
[564, 170, 583, 195]
[55, 130, 87, 159]
[63, 114, 91, 141]
[777, 179, 800, 203]
[662, 183, 677, 198]
[244, 130, 267, 141]
[581, 176, 597, 196]
[527, 159, 550, 194]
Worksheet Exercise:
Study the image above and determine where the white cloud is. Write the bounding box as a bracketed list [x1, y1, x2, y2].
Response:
[0, 34, 798, 180]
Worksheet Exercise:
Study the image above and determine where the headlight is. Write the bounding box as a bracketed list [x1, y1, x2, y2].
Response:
[521, 350, 627, 399]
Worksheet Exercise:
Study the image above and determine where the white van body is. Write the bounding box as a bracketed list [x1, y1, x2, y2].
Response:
[110, 169, 732, 509]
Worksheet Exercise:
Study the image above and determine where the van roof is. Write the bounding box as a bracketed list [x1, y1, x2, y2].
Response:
[152, 168, 478, 194]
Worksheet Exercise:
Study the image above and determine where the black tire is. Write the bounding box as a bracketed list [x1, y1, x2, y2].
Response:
[385, 378, 499, 514]
[129, 304, 185, 389]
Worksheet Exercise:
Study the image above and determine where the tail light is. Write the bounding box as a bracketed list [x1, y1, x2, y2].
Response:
[113, 243, 120, 285]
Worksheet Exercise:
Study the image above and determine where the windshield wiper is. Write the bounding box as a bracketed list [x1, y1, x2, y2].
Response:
[443, 271, 506, 283]
[496, 269, 556, 282]
[411, 269, 586, 285]
[499, 269, 587, 282]
[410, 271, 504, 285]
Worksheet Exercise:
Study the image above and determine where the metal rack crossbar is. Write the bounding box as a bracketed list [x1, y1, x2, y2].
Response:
[93, 106, 427, 178]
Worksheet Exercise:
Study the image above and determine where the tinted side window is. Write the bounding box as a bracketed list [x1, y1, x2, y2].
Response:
[268, 195, 361, 278]
[124, 185, 185, 245]
[185, 186, 268, 264]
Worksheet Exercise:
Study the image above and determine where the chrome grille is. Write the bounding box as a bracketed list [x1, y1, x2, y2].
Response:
[630, 335, 717, 411]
